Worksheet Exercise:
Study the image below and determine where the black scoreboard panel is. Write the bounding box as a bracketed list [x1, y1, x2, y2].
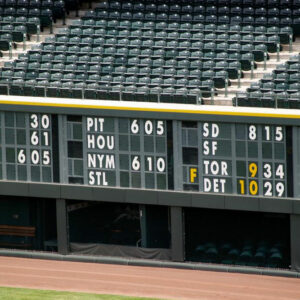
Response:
[180, 121, 291, 197]
[66, 116, 170, 190]
[0, 109, 294, 198]
[0, 112, 58, 182]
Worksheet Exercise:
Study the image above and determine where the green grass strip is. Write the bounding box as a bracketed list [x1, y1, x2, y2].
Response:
[0, 287, 163, 300]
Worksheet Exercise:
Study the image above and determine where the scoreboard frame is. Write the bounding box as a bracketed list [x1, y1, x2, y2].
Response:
[0, 96, 298, 199]
[0, 96, 299, 274]
[0, 96, 298, 215]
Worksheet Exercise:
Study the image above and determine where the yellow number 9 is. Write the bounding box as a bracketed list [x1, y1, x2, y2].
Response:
[249, 162, 257, 178]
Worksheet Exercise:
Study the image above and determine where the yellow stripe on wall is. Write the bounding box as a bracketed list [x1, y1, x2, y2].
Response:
[1, 99, 300, 120]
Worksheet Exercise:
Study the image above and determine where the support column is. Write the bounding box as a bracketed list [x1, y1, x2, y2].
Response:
[139, 205, 147, 248]
[290, 214, 300, 272]
[171, 206, 184, 262]
[56, 198, 69, 255]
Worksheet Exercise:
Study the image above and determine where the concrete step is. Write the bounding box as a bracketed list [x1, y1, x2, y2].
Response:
[256, 62, 287, 68]
[268, 52, 299, 60]
[202, 98, 233, 106]
[228, 81, 260, 87]
[243, 72, 269, 79]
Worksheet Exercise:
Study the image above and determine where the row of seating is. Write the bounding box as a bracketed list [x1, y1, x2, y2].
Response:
[118, 0, 299, 4]
[71, 19, 293, 34]
[97, 0, 300, 11]
[0, 81, 205, 104]
[2, 59, 235, 74]
[60, 27, 283, 42]
[191, 240, 288, 268]
[20, 47, 255, 61]
[71, 19, 293, 48]
[0, 67, 226, 81]
[0, 7, 53, 29]
[96, 5, 300, 17]
[234, 91, 300, 108]
[276, 60, 300, 70]
[0, 0, 90, 29]
[22, 49, 257, 73]
[0, 0, 63, 8]
[0, 0, 71, 20]
[8, 48, 241, 85]
[3, 55, 247, 82]
[6, 55, 248, 67]
[43, 32, 272, 61]
[250, 81, 300, 91]
[21, 48, 249, 62]
[0, 71, 225, 98]
[0, 0, 65, 17]
[84, 10, 300, 26]
[41, 38, 275, 53]
[0, 15, 40, 35]
[253, 74, 300, 84]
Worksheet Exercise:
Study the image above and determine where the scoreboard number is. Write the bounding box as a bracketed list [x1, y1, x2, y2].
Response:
[130, 120, 165, 135]
[30, 114, 39, 128]
[249, 180, 258, 195]
[85, 117, 168, 189]
[146, 156, 166, 172]
[30, 114, 50, 129]
[263, 163, 272, 179]
[31, 150, 40, 164]
[264, 181, 272, 196]
[239, 162, 259, 195]
[263, 181, 285, 197]
[276, 164, 284, 179]
[275, 127, 283, 141]
[30, 131, 39, 145]
[248, 125, 257, 140]
[276, 182, 285, 197]
[249, 162, 258, 178]
[144, 120, 153, 135]
[131, 119, 139, 134]
[239, 179, 258, 195]
[30, 150, 51, 165]
[133, 156, 166, 172]
[17, 149, 26, 164]
[43, 132, 49, 146]
[262, 163, 285, 196]
[131, 156, 141, 171]
[263, 126, 283, 141]
[42, 150, 51, 165]
[263, 164, 285, 179]
[16, 114, 52, 166]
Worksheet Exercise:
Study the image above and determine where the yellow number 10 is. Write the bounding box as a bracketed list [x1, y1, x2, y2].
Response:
[249, 162, 258, 177]
[249, 180, 258, 195]
[238, 179, 258, 195]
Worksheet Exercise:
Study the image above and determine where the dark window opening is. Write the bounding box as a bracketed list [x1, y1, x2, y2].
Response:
[185, 208, 290, 269]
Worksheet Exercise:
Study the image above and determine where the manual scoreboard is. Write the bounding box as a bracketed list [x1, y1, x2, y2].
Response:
[180, 121, 290, 197]
[0, 112, 58, 182]
[0, 109, 293, 198]
[66, 115, 170, 190]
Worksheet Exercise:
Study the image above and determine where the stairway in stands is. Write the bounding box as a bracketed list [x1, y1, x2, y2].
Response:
[0, 1, 101, 68]
[212, 36, 300, 106]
